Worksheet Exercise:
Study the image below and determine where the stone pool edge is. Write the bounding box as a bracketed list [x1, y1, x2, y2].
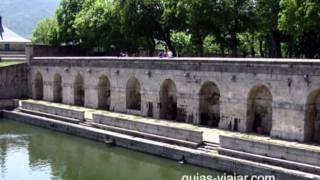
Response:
[1, 110, 318, 180]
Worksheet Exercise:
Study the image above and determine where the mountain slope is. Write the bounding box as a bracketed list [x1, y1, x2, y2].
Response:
[0, 0, 60, 39]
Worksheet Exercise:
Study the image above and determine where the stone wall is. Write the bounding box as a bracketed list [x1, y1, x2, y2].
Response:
[93, 112, 203, 144]
[220, 135, 320, 167]
[0, 99, 19, 110]
[0, 63, 28, 99]
[20, 100, 85, 121]
[29, 57, 320, 142]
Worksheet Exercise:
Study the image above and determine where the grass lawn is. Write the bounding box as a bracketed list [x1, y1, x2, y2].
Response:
[0, 61, 26, 68]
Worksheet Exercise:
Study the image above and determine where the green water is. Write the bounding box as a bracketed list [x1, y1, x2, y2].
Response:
[0, 119, 222, 180]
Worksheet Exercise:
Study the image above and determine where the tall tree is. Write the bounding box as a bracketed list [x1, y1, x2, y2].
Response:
[180, 0, 224, 56]
[256, 0, 283, 58]
[74, 0, 124, 52]
[223, 0, 256, 57]
[279, 0, 320, 58]
[118, 0, 183, 56]
[56, 0, 85, 44]
[32, 17, 59, 45]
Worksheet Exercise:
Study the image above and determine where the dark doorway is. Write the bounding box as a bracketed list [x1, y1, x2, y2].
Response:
[126, 77, 141, 110]
[53, 73, 62, 103]
[160, 79, 177, 121]
[98, 75, 111, 110]
[34, 72, 43, 100]
[247, 85, 273, 135]
[74, 74, 84, 106]
[199, 81, 220, 127]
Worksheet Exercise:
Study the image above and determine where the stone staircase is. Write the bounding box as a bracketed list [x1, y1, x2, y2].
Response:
[195, 139, 320, 178]
[218, 147, 320, 175]
[197, 142, 219, 153]
[79, 118, 93, 127]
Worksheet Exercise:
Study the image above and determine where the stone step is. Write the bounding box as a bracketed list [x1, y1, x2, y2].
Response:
[203, 142, 219, 149]
[91, 122, 200, 148]
[197, 142, 219, 153]
[218, 147, 320, 175]
[197, 147, 217, 153]
[18, 108, 81, 124]
[79, 122, 92, 127]
[203, 146, 218, 150]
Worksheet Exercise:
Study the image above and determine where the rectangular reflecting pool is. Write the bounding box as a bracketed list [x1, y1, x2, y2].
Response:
[0, 119, 223, 180]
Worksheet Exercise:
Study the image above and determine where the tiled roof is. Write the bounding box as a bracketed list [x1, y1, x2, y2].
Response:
[0, 25, 30, 43]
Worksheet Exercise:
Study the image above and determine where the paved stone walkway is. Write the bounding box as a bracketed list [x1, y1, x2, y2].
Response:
[83, 108, 226, 143]
[23, 100, 320, 151]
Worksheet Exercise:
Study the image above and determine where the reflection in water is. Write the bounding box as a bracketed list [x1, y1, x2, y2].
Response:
[0, 120, 221, 180]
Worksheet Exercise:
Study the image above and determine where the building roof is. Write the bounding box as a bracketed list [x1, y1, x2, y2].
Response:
[0, 26, 30, 43]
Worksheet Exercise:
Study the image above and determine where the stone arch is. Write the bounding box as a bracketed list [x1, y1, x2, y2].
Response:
[247, 85, 273, 135]
[199, 81, 220, 127]
[74, 73, 85, 106]
[34, 72, 43, 100]
[160, 79, 177, 121]
[305, 90, 320, 143]
[98, 75, 111, 110]
[126, 77, 141, 110]
[53, 73, 63, 103]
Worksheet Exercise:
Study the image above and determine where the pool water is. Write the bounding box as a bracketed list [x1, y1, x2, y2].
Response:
[0, 119, 222, 180]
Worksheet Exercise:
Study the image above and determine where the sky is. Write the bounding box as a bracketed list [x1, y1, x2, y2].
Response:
[0, 0, 61, 39]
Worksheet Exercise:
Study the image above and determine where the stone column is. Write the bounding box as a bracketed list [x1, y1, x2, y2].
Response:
[62, 82, 73, 105]
[177, 92, 199, 124]
[219, 97, 247, 132]
[271, 103, 305, 142]
[141, 90, 158, 118]
[110, 87, 126, 113]
[43, 81, 53, 101]
[84, 84, 99, 108]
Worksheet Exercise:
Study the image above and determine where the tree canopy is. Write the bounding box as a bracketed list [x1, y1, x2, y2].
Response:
[32, 0, 320, 58]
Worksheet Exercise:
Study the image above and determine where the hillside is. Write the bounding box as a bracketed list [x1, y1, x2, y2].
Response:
[0, 0, 60, 39]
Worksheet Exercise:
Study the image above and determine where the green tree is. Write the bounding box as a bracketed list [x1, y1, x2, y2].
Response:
[56, 0, 85, 44]
[74, 0, 123, 52]
[255, 0, 284, 58]
[223, 0, 256, 57]
[170, 31, 195, 56]
[32, 17, 59, 45]
[117, 0, 183, 56]
[279, 0, 320, 58]
[180, 0, 224, 56]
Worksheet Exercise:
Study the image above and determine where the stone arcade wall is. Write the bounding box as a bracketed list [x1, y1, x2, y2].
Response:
[29, 56, 320, 142]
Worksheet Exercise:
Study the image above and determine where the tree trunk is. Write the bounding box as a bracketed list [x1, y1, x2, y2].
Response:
[288, 39, 293, 58]
[231, 31, 238, 57]
[250, 34, 255, 57]
[270, 30, 282, 58]
[220, 43, 225, 57]
[164, 34, 177, 57]
[216, 34, 225, 57]
[158, 27, 177, 57]
[147, 37, 155, 57]
[259, 39, 265, 57]
[196, 39, 204, 57]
